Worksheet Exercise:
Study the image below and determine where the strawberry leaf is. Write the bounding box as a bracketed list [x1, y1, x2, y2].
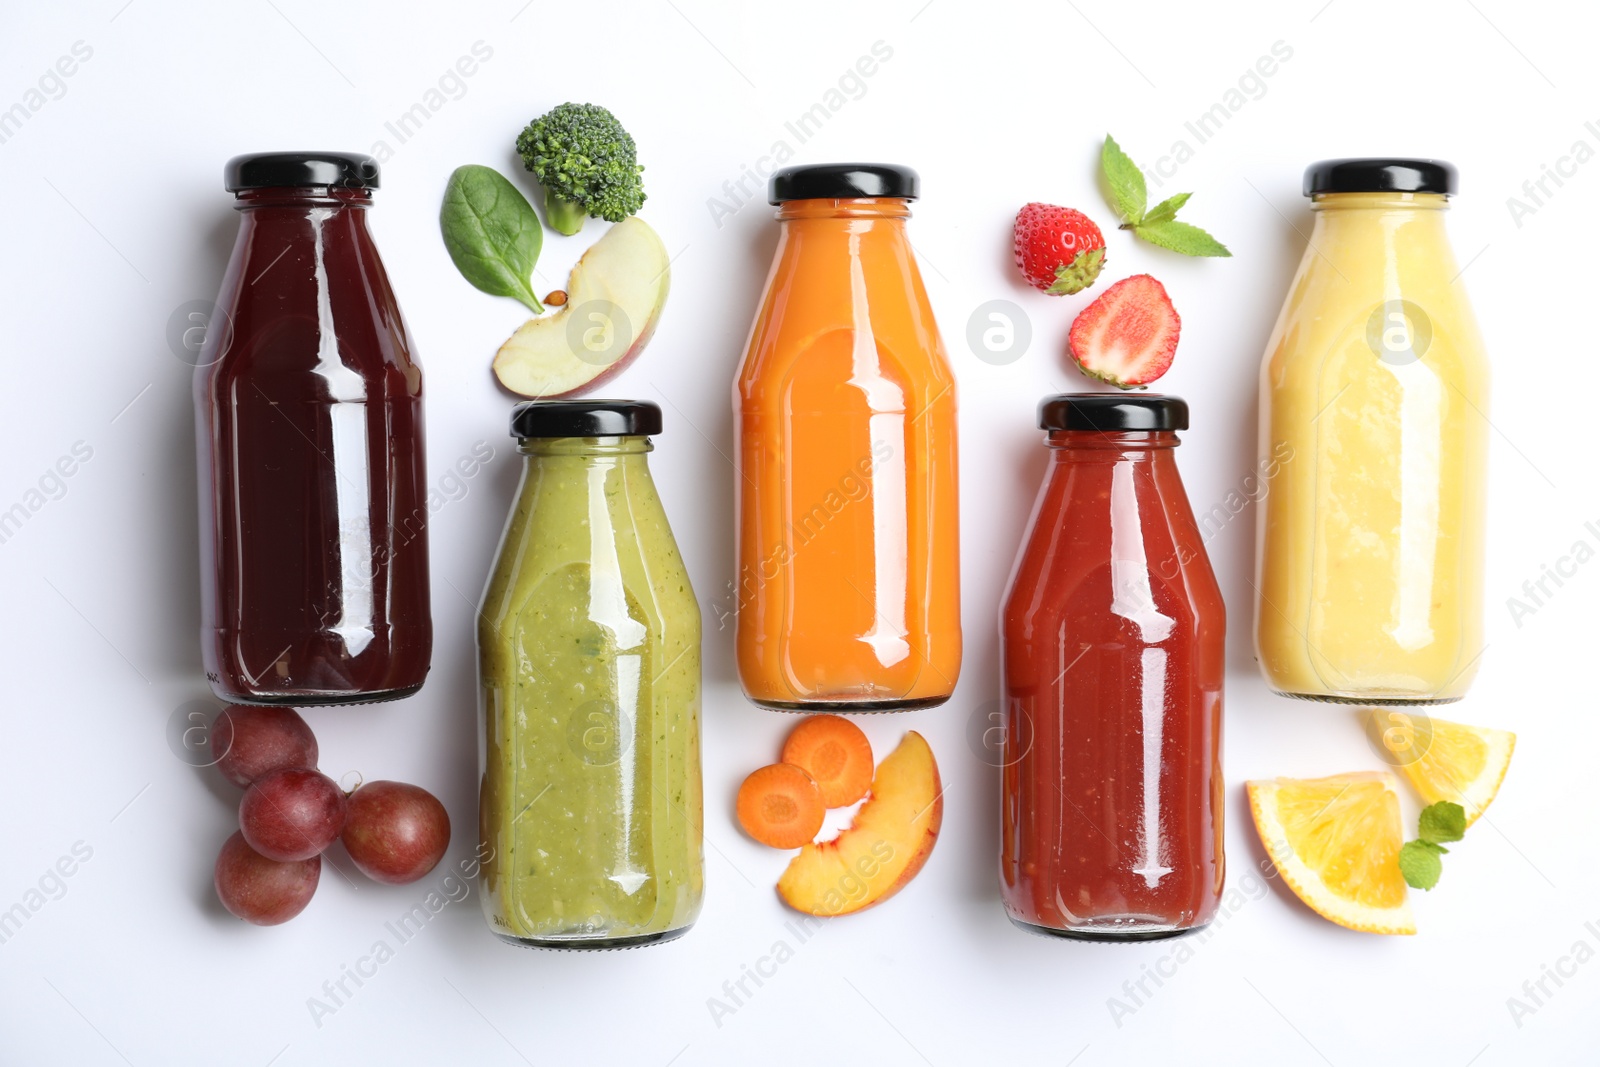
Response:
[1141, 192, 1191, 226]
[1133, 219, 1232, 258]
[1101, 135, 1147, 226]
[1045, 247, 1106, 295]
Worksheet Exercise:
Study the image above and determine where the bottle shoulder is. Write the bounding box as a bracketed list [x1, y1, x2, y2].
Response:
[1264, 213, 1488, 382]
[1002, 457, 1223, 640]
[206, 207, 418, 380]
[482, 459, 698, 637]
[736, 223, 951, 397]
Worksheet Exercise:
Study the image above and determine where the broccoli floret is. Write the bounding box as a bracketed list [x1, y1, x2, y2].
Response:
[515, 103, 646, 235]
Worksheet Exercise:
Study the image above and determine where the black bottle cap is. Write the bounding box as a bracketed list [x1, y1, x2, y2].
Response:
[510, 400, 662, 439]
[769, 163, 919, 204]
[1038, 393, 1189, 432]
[224, 152, 380, 192]
[1303, 158, 1457, 197]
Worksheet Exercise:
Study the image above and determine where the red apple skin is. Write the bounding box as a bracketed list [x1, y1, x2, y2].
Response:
[492, 216, 671, 399]
[520, 302, 664, 399]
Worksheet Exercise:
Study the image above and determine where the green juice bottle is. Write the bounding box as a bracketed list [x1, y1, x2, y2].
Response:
[477, 400, 703, 949]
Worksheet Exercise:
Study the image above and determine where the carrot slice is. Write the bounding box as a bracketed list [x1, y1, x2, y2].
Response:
[781, 715, 874, 808]
[737, 764, 825, 849]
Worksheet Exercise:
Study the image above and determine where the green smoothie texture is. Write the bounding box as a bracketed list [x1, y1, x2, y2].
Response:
[478, 437, 702, 944]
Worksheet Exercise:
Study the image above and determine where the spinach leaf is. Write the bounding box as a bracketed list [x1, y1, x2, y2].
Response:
[440, 164, 544, 314]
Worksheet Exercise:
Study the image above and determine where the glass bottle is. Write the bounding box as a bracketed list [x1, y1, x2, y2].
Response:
[477, 401, 703, 949]
[733, 163, 961, 712]
[1000, 395, 1225, 940]
[194, 152, 431, 705]
[1255, 159, 1489, 704]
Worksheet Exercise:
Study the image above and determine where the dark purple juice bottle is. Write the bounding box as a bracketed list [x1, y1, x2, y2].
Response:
[194, 152, 431, 705]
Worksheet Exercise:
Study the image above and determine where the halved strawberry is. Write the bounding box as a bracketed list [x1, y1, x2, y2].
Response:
[1013, 203, 1106, 295]
[1067, 274, 1179, 389]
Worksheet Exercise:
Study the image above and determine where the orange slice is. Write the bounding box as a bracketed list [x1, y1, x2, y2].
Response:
[1248, 772, 1415, 935]
[1395, 717, 1514, 828]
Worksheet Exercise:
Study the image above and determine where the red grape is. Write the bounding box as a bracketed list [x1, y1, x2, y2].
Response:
[212, 706, 318, 788]
[214, 830, 320, 925]
[240, 768, 347, 862]
[342, 781, 451, 885]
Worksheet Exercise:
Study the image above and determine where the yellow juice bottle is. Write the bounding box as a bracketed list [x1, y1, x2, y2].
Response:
[1254, 159, 1489, 704]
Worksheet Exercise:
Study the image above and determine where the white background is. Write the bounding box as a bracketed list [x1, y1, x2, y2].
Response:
[0, 1, 1593, 1064]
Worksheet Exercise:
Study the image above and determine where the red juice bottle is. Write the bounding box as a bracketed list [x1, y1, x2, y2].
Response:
[999, 395, 1224, 940]
[194, 153, 431, 705]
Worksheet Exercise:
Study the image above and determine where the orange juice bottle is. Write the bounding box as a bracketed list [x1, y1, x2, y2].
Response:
[733, 164, 961, 712]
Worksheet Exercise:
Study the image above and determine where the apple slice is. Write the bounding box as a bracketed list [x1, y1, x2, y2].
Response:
[493, 216, 670, 398]
[777, 731, 942, 917]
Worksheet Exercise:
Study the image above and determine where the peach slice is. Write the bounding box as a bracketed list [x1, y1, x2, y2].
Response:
[492, 216, 670, 398]
[777, 731, 942, 917]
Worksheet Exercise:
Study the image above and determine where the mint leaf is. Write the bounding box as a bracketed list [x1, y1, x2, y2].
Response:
[1132, 219, 1232, 258]
[1418, 801, 1467, 845]
[1141, 192, 1191, 226]
[1101, 134, 1147, 226]
[1399, 839, 1446, 890]
[1098, 136, 1232, 256]
[1398, 804, 1466, 892]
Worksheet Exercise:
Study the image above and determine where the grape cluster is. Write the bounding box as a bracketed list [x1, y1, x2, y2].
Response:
[209, 707, 451, 925]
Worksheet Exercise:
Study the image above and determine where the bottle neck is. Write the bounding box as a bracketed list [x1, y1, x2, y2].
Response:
[234, 186, 374, 212]
[1303, 191, 1455, 282]
[1309, 191, 1449, 231]
[777, 197, 912, 224]
[1047, 429, 1180, 457]
[1311, 190, 1448, 211]
[518, 436, 654, 459]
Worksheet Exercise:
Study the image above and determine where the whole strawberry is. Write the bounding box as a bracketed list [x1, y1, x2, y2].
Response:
[1013, 203, 1107, 295]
